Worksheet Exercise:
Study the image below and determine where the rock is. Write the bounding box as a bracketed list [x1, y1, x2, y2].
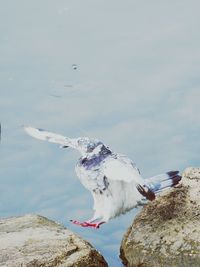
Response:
[120, 167, 200, 267]
[0, 214, 108, 267]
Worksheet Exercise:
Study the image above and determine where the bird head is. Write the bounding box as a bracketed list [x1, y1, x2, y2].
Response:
[76, 137, 104, 157]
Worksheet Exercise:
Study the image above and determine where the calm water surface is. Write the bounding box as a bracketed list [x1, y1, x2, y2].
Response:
[1, 1, 200, 266]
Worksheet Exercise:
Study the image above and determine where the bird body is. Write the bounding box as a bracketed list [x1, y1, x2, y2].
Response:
[76, 152, 143, 222]
[24, 126, 181, 228]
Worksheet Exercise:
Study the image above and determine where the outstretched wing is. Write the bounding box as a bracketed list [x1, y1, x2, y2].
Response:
[101, 154, 143, 184]
[24, 126, 77, 148]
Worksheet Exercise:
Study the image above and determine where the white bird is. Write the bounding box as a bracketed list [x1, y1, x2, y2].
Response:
[24, 126, 181, 229]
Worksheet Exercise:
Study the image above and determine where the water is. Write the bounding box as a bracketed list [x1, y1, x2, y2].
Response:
[1, 1, 200, 266]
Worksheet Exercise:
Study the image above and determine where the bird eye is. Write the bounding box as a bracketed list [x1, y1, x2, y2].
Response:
[87, 145, 94, 152]
[87, 143, 96, 152]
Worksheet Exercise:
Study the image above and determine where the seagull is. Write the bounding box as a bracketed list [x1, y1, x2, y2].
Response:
[24, 126, 182, 229]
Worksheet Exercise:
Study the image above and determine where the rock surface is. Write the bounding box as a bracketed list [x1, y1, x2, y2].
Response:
[120, 167, 200, 267]
[0, 214, 108, 267]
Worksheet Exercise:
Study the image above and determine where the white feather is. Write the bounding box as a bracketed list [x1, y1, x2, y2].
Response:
[102, 156, 143, 184]
[24, 126, 76, 148]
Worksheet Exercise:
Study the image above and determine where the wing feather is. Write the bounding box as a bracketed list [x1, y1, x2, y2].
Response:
[102, 155, 143, 184]
[24, 126, 76, 148]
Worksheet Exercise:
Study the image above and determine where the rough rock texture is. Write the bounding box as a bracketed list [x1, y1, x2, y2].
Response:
[0, 214, 108, 267]
[120, 167, 200, 267]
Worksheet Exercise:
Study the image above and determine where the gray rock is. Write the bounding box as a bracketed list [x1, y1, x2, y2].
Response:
[0, 214, 108, 267]
[120, 167, 200, 267]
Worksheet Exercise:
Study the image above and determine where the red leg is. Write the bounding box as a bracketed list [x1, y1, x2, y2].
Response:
[70, 220, 105, 229]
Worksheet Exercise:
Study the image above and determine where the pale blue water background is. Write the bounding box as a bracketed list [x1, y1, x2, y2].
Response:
[1, 1, 200, 266]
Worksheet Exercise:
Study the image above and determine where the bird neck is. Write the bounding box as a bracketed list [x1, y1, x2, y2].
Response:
[85, 145, 112, 160]
[80, 146, 112, 169]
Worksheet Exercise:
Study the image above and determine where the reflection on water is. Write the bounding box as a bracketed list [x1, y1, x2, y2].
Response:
[1, 1, 200, 266]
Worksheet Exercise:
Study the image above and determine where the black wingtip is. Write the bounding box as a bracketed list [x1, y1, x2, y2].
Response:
[167, 171, 182, 187]
[167, 170, 179, 177]
[136, 184, 156, 201]
[172, 175, 182, 186]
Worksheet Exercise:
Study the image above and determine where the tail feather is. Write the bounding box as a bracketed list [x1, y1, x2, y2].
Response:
[146, 170, 182, 194]
[147, 171, 179, 183]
